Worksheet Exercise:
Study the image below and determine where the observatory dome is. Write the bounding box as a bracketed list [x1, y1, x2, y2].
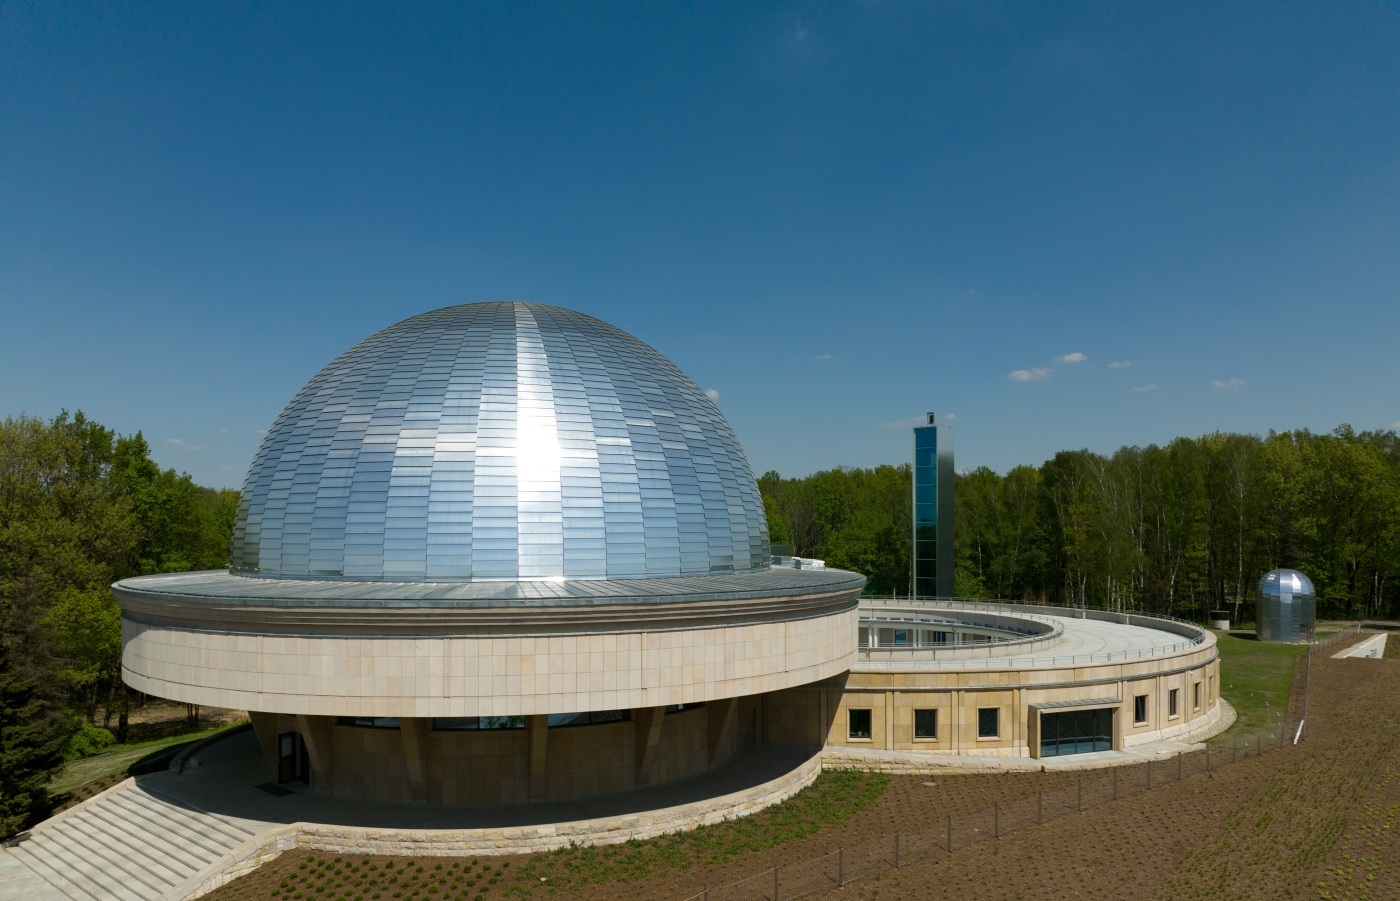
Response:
[230, 302, 769, 582]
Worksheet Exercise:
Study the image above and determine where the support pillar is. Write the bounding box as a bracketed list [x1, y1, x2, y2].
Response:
[635, 705, 665, 786]
[399, 717, 430, 804]
[527, 714, 549, 801]
[248, 710, 279, 779]
[707, 697, 739, 765]
[294, 714, 333, 790]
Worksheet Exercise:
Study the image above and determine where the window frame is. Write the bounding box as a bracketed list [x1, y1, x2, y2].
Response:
[1133, 694, 1148, 725]
[847, 708, 873, 741]
[913, 708, 938, 741]
[1193, 681, 1202, 711]
[1168, 688, 1179, 719]
[977, 706, 1000, 740]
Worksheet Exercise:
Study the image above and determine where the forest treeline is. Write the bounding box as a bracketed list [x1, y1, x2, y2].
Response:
[760, 425, 1400, 622]
[0, 412, 237, 835]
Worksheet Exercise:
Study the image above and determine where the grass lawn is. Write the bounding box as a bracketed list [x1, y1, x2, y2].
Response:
[50, 720, 247, 794]
[1210, 629, 1309, 740]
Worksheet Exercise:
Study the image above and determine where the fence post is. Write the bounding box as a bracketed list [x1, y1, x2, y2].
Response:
[1037, 790, 1043, 824]
[1113, 768, 1118, 800]
[994, 802, 1000, 838]
[1178, 751, 1183, 782]
[1077, 776, 1082, 811]
[773, 865, 779, 901]
[1147, 759, 1152, 789]
[895, 831, 901, 869]
[947, 814, 953, 853]
[838, 847, 844, 888]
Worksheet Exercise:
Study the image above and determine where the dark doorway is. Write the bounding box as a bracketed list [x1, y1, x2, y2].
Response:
[276, 731, 308, 784]
[1040, 708, 1113, 757]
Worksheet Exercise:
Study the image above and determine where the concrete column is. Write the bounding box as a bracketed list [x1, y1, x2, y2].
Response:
[884, 691, 895, 749]
[527, 714, 549, 801]
[247, 711, 279, 778]
[707, 697, 739, 765]
[634, 705, 665, 786]
[399, 717, 430, 804]
[294, 714, 333, 789]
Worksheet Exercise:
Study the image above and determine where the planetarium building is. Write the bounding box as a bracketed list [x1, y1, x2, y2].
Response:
[115, 303, 864, 805]
[115, 302, 1223, 813]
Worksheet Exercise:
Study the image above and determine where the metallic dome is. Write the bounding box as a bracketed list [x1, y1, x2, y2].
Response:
[230, 302, 769, 581]
[1256, 568, 1317, 643]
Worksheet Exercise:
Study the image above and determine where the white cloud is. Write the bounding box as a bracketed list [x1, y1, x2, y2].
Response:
[1212, 378, 1246, 390]
[217, 464, 239, 473]
[944, 413, 955, 421]
[704, 388, 720, 403]
[1009, 368, 1053, 382]
[879, 416, 927, 429]
[215, 427, 228, 437]
[815, 353, 832, 362]
[1054, 352, 1088, 365]
[180, 444, 207, 453]
[164, 437, 184, 446]
[255, 428, 268, 437]
[1130, 384, 1158, 393]
[1390, 421, 1400, 431]
[1108, 360, 1131, 369]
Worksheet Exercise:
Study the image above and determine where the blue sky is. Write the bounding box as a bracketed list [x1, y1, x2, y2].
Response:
[3, 2, 1398, 489]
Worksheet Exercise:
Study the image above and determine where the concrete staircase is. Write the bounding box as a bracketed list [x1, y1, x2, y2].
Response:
[0, 781, 263, 901]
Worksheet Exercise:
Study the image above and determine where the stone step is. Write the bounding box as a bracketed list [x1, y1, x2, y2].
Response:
[62, 814, 182, 893]
[30, 825, 149, 901]
[106, 793, 246, 861]
[6, 842, 100, 901]
[126, 788, 254, 846]
[100, 795, 226, 867]
[82, 804, 210, 874]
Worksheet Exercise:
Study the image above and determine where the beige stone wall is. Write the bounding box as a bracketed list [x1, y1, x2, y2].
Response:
[122, 606, 856, 718]
[763, 646, 1220, 759]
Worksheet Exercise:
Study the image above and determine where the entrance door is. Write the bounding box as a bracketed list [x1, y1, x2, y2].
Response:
[1040, 708, 1113, 757]
[277, 731, 303, 783]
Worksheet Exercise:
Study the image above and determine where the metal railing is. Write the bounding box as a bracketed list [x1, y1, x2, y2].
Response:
[854, 596, 1210, 668]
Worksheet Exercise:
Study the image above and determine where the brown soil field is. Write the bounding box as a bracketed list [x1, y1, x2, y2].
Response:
[210, 645, 1398, 901]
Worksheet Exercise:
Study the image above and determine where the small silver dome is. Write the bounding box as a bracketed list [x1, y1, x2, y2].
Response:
[1256, 568, 1317, 643]
[230, 302, 769, 581]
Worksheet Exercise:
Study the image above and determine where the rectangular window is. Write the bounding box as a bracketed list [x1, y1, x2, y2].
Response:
[914, 709, 938, 740]
[1193, 682, 1201, 710]
[1133, 694, 1148, 725]
[431, 716, 525, 731]
[848, 708, 873, 740]
[1169, 688, 1179, 718]
[977, 707, 999, 739]
[337, 716, 400, 729]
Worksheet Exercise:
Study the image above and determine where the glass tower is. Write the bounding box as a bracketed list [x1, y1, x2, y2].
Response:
[912, 412, 955, 598]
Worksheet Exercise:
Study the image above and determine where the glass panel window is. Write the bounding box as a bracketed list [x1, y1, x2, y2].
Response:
[977, 707, 999, 739]
[1193, 682, 1201, 710]
[914, 709, 938, 740]
[337, 716, 400, 729]
[848, 708, 873, 740]
[1133, 695, 1148, 725]
[1169, 688, 1179, 717]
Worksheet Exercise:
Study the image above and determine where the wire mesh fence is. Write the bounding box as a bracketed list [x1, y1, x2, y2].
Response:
[680, 722, 1298, 901]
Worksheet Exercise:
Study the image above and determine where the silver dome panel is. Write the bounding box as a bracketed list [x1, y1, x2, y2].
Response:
[230, 302, 769, 581]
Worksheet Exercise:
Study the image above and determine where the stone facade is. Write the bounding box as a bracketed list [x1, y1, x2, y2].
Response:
[763, 638, 1219, 759]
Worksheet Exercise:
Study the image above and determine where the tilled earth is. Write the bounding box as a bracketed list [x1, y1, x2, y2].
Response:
[211, 643, 1398, 901]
